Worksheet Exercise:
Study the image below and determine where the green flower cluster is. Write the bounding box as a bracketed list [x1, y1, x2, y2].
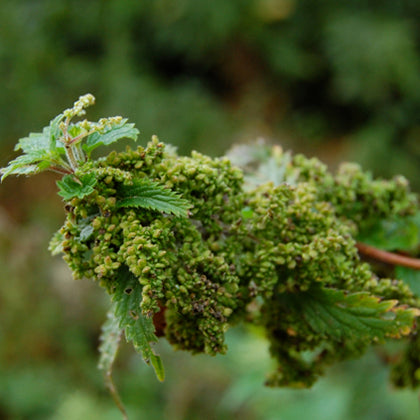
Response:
[56, 138, 246, 355]
[229, 143, 417, 233]
[4, 95, 419, 411]
[51, 136, 420, 387]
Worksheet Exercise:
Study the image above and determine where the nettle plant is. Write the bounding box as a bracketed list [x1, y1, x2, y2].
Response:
[3, 94, 420, 416]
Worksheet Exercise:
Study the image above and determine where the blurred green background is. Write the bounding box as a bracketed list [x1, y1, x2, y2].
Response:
[1, 0, 420, 418]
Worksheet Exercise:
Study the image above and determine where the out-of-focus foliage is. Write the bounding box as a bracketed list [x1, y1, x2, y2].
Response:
[1, 0, 420, 174]
[1, 0, 420, 418]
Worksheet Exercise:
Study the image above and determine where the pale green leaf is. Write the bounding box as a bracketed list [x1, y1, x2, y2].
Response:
[98, 308, 122, 374]
[227, 143, 299, 188]
[79, 224, 94, 242]
[116, 179, 190, 217]
[15, 114, 65, 154]
[1, 115, 67, 181]
[1, 163, 39, 181]
[97, 308, 128, 419]
[1, 152, 47, 181]
[49, 113, 65, 151]
[15, 132, 50, 154]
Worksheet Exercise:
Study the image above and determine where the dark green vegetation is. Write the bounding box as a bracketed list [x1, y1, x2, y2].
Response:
[1, 0, 420, 179]
[2, 96, 420, 418]
[1, 1, 420, 419]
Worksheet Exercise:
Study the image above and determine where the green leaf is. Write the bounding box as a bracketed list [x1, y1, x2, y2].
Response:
[112, 267, 165, 382]
[226, 143, 299, 187]
[49, 113, 65, 150]
[1, 115, 67, 181]
[49, 230, 64, 256]
[357, 216, 419, 252]
[282, 286, 419, 342]
[241, 206, 254, 219]
[15, 132, 50, 154]
[1, 151, 52, 181]
[84, 119, 139, 153]
[98, 309, 128, 419]
[98, 308, 122, 375]
[16, 114, 65, 155]
[57, 173, 97, 200]
[116, 179, 190, 217]
[1, 159, 40, 181]
[79, 224, 94, 242]
[395, 266, 420, 297]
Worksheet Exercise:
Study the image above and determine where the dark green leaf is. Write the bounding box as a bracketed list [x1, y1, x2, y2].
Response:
[57, 173, 97, 200]
[116, 179, 190, 217]
[282, 286, 419, 342]
[84, 120, 139, 153]
[112, 267, 165, 381]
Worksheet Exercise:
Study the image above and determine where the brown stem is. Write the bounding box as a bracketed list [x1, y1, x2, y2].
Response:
[104, 372, 128, 420]
[356, 242, 420, 270]
[48, 166, 73, 175]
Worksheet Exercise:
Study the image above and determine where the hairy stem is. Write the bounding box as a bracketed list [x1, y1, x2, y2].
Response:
[104, 372, 128, 420]
[48, 166, 74, 175]
[356, 242, 420, 270]
[69, 129, 94, 145]
[64, 144, 79, 171]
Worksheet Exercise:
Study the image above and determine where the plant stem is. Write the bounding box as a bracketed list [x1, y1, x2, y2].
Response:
[64, 144, 79, 171]
[104, 372, 129, 420]
[69, 129, 95, 145]
[356, 242, 420, 270]
[48, 166, 74, 175]
[72, 143, 86, 163]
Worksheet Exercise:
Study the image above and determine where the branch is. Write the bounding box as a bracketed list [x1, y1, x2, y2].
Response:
[356, 242, 420, 270]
